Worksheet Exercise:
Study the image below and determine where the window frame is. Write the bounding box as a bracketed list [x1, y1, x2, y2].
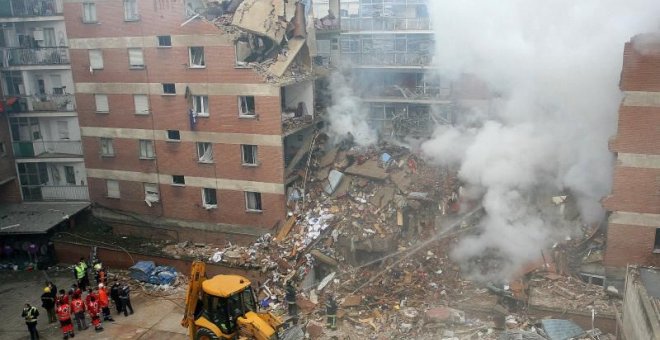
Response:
[202, 188, 218, 208]
[172, 175, 186, 186]
[106, 179, 120, 198]
[100, 138, 114, 157]
[133, 94, 149, 115]
[82, 2, 97, 23]
[197, 142, 214, 163]
[241, 144, 258, 166]
[193, 95, 209, 116]
[94, 94, 109, 113]
[157, 35, 172, 47]
[188, 46, 206, 68]
[144, 183, 160, 204]
[162, 83, 176, 95]
[654, 228, 660, 253]
[238, 96, 256, 117]
[166, 130, 181, 141]
[89, 49, 104, 69]
[245, 191, 262, 212]
[128, 48, 145, 69]
[123, 0, 140, 21]
[138, 139, 155, 159]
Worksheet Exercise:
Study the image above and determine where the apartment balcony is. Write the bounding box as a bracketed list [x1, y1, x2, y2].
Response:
[22, 185, 89, 201]
[342, 52, 432, 67]
[0, 0, 63, 18]
[3, 47, 70, 66]
[362, 85, 451, 104]
[12, 140, 82, 158]
[3, 94, 75, 113]
[342, 17, 431, 32]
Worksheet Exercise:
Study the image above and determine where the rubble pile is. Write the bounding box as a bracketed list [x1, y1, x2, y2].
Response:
[528, 274, 615, 314]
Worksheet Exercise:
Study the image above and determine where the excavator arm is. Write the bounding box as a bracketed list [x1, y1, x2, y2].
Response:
[181, 260, 207, 339]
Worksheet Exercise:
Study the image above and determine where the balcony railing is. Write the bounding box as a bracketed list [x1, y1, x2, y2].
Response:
[342, 17, 432, 31]
[13, 140, 82, 158]
[2, 94, 76, 112]
[4, 47, 70, 66]
[342, 52, 432, 66]
[0, 0, 63, 18]
[22, 185, 89, 201]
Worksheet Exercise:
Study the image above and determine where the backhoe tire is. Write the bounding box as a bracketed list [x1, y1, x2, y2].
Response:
[195, 327, 220, 340]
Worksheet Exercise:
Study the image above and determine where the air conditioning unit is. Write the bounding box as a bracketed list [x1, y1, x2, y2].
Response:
[33, 29, 44, 41]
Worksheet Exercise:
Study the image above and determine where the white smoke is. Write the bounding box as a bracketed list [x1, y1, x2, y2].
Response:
[422, 1, 660, 281]
[325, 70, 378, 146]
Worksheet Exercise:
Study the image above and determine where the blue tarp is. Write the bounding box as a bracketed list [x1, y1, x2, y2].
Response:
[129, 261, 155, 282]
[147, 265, 178, 285]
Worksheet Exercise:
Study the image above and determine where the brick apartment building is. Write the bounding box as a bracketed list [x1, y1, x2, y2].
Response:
[62, 0, 332, 243]
[603, 34, 660, 278]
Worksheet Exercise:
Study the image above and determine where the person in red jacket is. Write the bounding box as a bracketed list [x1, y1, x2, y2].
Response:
[97, 284, 114, 321]
[85, 295, 103, 332]
[56, 296, 75, 339]
[70, 293, 87, 331]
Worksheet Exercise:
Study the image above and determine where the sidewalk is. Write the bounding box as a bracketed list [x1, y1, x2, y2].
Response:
[0, 269, 187, 340]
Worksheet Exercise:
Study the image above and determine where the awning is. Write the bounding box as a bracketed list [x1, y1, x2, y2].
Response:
[0, 202, 90, 235]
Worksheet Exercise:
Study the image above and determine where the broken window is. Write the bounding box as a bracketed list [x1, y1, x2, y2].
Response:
[100, 138, 114, 156]
[144, 183, 159, 206]
[241, 145, 258, 166]
[134, 94, 149, 114]
[157, 35, 171, 47]
[193, 95, 208, 116]
[124, 0, 139, 21]
[162, 83, 176, 95]
[655, 229, 660, 253]
[82, 3, 97, 23]
[245, 191, 262, 211]
[139, 139, 155, 159]
[238, 96, 255, 116]
[167, 130, 180, 141]
[106, 180, 120, 198]
[234, 34, 275, 66]
[89, 49, 103, 69]
[197, 142, 213, 163]
[172, 175, 185, 185]
[95, 94, 109, 112]
[202, 188, 217, 208]
[128, 48, 144, 68]
[189, 47, 205, 68]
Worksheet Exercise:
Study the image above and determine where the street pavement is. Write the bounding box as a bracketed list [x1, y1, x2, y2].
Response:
[0, 268, 187, 340]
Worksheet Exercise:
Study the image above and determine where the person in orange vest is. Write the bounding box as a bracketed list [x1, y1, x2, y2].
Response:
[97, 283, 114, 321]
[70, 292, 87, 331]
[85, 294, 103, 332]
[56, 296, 75, 339]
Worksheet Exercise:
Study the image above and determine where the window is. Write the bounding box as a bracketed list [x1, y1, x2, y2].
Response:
[106, 180, 120, 198]
[167, 130, 180, 141]
[162, 83, 176, 95]
[193, 95, 209, 116]
[43, 28, 56, 47]
[655, 229, 660, 253]
[124, 0, 139, 21]
[197, 142, 213, 163]
[144, 183, 159, 206]
[202, 188, 217, 208]
[133, 94, 149, 115]
[139, 139, 155, 159]
[50, 75, 64, 95]
[57, 121, 69, 139]
[64, 166, 76, 185]
[241, 144, 258, 166]
[128, 48, 144, 68]
[238, 96, 255, 116]
[100, 138, 114, 156]
[89, 49, 103, 69]
[95, 94, 109, 112]
[245, 192, 262, 211]
[189, 47, 205, 68]
[157, 35, 171, 47]
[82, 2, 97, 23]
[172, 175, 185, 185]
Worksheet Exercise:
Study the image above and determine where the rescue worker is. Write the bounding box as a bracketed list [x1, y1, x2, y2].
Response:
[70, 292, 87, 331]
[73, 258, 89, 291]
[41, 287, 56, 323]
[22, 302, 40, 340]
[110, 281, 121, 314]
[118, 281, 134, 316]
[56, 296, 75, 339]
[285, 281, 298, 319]
[95, 265, 107, 286]
[97, 283, 114, 321]
[325, 294, 338, 330]
[86, 295, 103, 332]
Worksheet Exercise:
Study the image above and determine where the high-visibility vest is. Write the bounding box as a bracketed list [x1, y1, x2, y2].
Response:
[75, 264, 85, 279]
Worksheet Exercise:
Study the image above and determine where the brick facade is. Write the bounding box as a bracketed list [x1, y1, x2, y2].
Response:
[603, 36, 660, 271]
[64, 0, 290, 236]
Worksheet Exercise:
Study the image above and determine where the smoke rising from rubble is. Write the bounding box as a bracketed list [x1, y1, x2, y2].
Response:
[325, 69, 378, 146]
[423, 1, 660, 281]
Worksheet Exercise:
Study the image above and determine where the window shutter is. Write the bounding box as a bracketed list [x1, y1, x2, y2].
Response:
[128, 48, 144, 67]
[134, 94, 149, 114]
[89, 50, 103, 69]
[107, 180, 120, 198]
[95, 94, 109, 112]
